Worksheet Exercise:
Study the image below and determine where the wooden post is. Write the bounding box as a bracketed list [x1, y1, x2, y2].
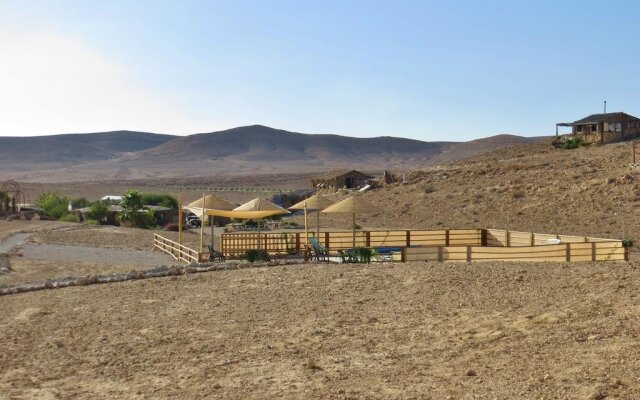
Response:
[352, 212, 356, 249]
[303, 203, 309, 250]
[437, 247, 443, 262]
[199, 193, 205, 254]
[506, 230, 510, 247]
[466, 246, 472, 262]
[325, 231, 330, 249]
[565, 243, 571, 262]
[406, 230, 411, 247]
[445, 229, 450, 246]
[178, 193, 183, 246]
[365, 231, 370, 247]
[530, 232, 535, 246]
[401, 248, 406, 262]
[480, 229, 487, 247]
[591, 242, 596, 261]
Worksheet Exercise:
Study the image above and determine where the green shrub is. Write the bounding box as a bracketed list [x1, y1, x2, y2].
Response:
[245, 249, 270, 263]
[140, 193, 178, 209]
[357, 247, 373, 263]
[86, 202, 109, 222]
[119, 190, 155, 228]
[84, 219, 99, 225]
[561, 137, 583, 149]
[622, 239, 634, 248]
[59, 213, 78, 223]
[70, 197, 90, 209]
[36, 192, 69, 219]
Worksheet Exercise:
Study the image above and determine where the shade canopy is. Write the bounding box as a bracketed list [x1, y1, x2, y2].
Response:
[205, 197, 290, 219]
[289, 195, 335, 211]
[187, 195, 235, 210]
[321, 196, 380, 214]
[184, 194, 235, 218]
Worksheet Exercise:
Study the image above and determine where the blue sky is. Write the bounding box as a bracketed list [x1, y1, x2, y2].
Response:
[1, 0, 639, 141]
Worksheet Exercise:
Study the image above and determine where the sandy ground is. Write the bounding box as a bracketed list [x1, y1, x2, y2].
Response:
[1, 261, 639, 399]
[0, 222, 177, 286]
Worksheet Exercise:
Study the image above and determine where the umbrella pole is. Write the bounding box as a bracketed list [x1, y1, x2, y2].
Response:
[352, 212, 356, 249]
[304, 204, 309, 248]
[257, 220, 261, 251]
[316, 211, 320, 240]
[178, 193, 183, 246]
[211, 215, 215, 249]
[199, 194, 205, 255]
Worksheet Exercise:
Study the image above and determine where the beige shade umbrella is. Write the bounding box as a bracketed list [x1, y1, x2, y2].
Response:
[289, 195, 335, 246]
[185, 194, 235, 252]
[207, 198, 289, 250]
[322, 196, 380, 249]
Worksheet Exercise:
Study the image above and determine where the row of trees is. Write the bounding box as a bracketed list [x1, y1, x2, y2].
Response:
[35, 190, 177, 229]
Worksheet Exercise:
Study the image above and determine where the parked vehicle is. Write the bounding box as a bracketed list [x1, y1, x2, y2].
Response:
[185, 215, 201, 229]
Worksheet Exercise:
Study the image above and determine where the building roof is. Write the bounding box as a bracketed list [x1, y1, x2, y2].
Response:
[100, 195, 124, 202]
[573, 112, 640, 124]
[312, 169, 372, 180]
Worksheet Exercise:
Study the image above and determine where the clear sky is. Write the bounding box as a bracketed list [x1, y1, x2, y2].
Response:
[1, 0, 639, 141]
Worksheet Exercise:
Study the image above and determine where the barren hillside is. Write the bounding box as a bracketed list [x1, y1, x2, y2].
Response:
[0, 125, 541, 182]
[308, 139, 639, 247]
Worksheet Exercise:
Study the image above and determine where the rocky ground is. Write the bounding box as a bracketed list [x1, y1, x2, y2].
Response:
[2, 139, 640, 398]
[2, 259, 639, 399]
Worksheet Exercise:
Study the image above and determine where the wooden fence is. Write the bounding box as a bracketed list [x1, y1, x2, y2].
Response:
[404, 242, 626, 262]
[220, 228, 627, 263]
[153, 234, 205, 263]
[220, 229, 485, 258]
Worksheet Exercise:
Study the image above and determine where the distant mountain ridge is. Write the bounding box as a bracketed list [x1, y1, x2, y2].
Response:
[0, 125, 542, 182]
[0, 130, 176, 164]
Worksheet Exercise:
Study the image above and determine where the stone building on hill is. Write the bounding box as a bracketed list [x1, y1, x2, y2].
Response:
[562, 112, 640, 144]
[310, 170, 372, 191]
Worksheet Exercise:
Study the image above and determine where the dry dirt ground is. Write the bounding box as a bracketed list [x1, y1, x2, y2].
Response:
[2, 260, 640, 399]
[0, 222, 183, 286]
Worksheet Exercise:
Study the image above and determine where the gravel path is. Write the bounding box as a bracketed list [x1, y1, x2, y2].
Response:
[17, 243, 172, 267]
[0, 233, 32, 254]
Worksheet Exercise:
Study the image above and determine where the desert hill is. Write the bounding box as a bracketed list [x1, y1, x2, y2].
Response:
[313, 138, 640, 248]
[0, 130, 176, 165]
[0, 125, 541, 182]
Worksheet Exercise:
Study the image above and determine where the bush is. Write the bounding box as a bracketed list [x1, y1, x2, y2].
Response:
[86, 202, 109, 222]
[70, 197, 90, 209]
[36, 192, 69, 219]
[119, 190, 155, 228]
[59, 213, 78, 223]
[622, 239, 634, 248]
[140, 193, 178, 209]
[561, 137, 583, 150]
[245, 249, 270, 263]
[84, 219, 99, 225]
[164, 222, 179, 232]
[357, 247, 373, 263]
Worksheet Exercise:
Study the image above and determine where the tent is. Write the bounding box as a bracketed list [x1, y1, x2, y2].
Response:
[205, 198, 290, 250]
[289, 195, 334, 248]
[322, 196, 380, 248]
[185, 194, 235, 252]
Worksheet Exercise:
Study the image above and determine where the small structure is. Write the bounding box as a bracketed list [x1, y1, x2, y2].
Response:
[100, 195, 124, 203]
[271, 189, 314, 208]
[558, 112, 640, 144]
[0, 180, 26, 216]
[310, 170, 372, 191]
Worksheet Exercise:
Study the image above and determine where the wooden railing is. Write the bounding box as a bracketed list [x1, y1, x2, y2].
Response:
[221, 229, 484, 258]
[404, 241, 627, 263]
[153, 234, 205, 263]
[221, 228, 627, 263]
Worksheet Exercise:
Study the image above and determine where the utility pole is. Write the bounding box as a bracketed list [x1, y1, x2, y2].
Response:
[604, 100, 607, 114]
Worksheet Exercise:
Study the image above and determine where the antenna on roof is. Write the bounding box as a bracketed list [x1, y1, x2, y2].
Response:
[604, 100, 607, 114]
